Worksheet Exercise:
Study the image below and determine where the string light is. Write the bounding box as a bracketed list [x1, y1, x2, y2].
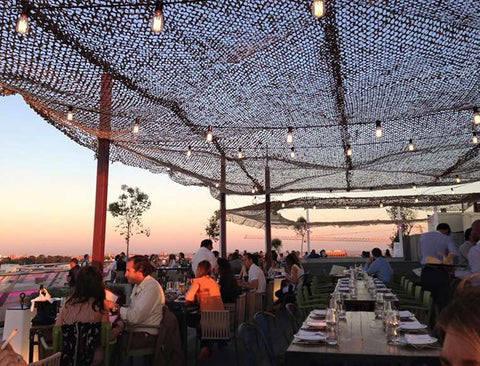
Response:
[412, 182, 417, 190]
[253, 196, 258, 205]
[281, 202, 285, 208]
[414, 197, 419, 203]
[408, 139, 415, 151]
[16, 12, 29, 34]
[215, 183, 219, 188]
[345, 206, 350, 210]
[66, 106, 74, 122]
[379, 202, 384, 208]
[313, 205, 317, 210]
[346, 145, 352, 157]
[133, 118, 140, 134]
[286, 127, 294, 144]
[311, 0, 325, 18]
[473, 132, 478, 145]
[151, 0, 164, 33]
[290, 147, 296, 158]
[186, 146, 192, 157]
[455, 175, 461, 184]
[206, 125, 213, 142]
[251, 185, 256, 194]
[375, 121, 382, 138]
[238, 148, 244, 159]
[474, 108, 480, 126]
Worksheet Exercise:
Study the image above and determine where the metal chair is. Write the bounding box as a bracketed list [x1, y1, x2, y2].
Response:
[285, 303, 304, 332]
[238, 322, 275, 366]
[29, 352, 61, 366]
[253, 311, 290, 365]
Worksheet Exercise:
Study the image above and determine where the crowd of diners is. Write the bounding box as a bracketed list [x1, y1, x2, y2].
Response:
[1, 223, 480, 365]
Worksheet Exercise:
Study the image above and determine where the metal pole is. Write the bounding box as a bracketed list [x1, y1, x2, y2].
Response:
[92, 73, 112, 269]
[397, 206, 404, 257]
[306, 208, 311, 253]
[220, 155, 227, 258]
[265, 164, 272, 269]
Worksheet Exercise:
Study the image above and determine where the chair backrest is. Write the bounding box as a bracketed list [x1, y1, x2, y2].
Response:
[200, 310, 231, 340]
[236, 293, 246, 325]
[265, 281, 274, 311]
[285, 303, 303, 332]
[254, 311, 290, 358]
[224, 302, 236, 330]
[60, 322, 102, 366]
[30, 352, 61, 366]
[255, 292, 265, 312]
[238, 322, 275, 366]
[414, 285, 422, 301]
[246, 291, 257, 321]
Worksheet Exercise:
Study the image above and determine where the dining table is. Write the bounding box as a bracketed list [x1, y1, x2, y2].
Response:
[286, 311, 441, 366]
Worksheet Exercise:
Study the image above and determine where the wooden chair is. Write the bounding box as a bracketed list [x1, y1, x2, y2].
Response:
[29, 352, 61, 366]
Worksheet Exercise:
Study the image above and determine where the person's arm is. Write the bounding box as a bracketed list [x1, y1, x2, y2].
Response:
[185, 280, 200, 303]
[366, 259, 379, 276]
[364, 257, 374, 271]
[290, 266, 298, 284]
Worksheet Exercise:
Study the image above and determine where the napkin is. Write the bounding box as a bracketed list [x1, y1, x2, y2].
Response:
[398, 311, 414, 318]
[404, 334, 437, 345]
[399, 321, 427, 330]
[306, 321, 327, 328]
[30, 288, 53, 312]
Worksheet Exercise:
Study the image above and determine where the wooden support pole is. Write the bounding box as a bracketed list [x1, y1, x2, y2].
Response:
[92, 73, 112, 269]
[220, 155, 227, 258]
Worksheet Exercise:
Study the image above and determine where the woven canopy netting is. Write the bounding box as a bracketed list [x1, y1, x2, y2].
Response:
[226, 193, 480, 228]
[1, 0, 479, 195]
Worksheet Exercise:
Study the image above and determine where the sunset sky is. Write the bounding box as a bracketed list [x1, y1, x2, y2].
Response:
[2, 95, 474, 257]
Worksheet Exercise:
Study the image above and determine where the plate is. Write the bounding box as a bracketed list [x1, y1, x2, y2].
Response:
[311, 309, 327, 316]
[403, 334, 438, 345]
[399, 322, 427, 330]
[306, 321, 327, 329]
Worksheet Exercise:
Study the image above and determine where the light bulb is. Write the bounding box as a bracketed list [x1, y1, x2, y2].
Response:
[474, 108, 480, 126]
[455, 175, 461, 184]
[253, 196, 258, 205]
[473, 132, 478, 145]
[238, 148, 244, 159]
[379, 202, 384, 208]
[186, 146, 192, 157]
[346, 206, 350, 210]
[290, 147, 296, 158]
[375, 121, 382, 138]
[281, 202, 285, 208]
[311, 0, 325, 18]
[414, 197, 419, 203]
[346, 145, 352, 157]
[206, 125, 213, 142]
[215, 183, 219, 188]
[251, 186, 256, 194]
[286, 127, 293, 144]
[408, 139, 415, 151]
[133, 118, 140, 134]
[313, 205, 317, 210]
[412, 182, 417, 190]
[67, 106, 74, 121]
[16, 13, 28, 34]
[151, 1, 164, 33]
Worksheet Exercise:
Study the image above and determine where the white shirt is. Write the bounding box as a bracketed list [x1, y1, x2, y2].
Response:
[191, 247, 217, 275]
[120, 275, 165, 334]
[458, 241, 474, 266]
[456, 243, 480, 279]
[248, 263, 266, 293]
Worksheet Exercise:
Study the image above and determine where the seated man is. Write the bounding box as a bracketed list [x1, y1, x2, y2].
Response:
[108, 255, 165, 349]
[239, 253, 266, 293]
[364, 247, 393, 283]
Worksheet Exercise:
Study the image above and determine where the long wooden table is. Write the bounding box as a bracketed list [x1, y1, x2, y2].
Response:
[338, 279, 399, 312]
[286, 312, 441, 366]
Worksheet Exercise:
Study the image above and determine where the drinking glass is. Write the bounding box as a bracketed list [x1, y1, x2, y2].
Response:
[325, 308, 338, 325]
[166, 281, 173, 292]
[385, 311, 400, 343]
[329, 295, 337, 310]
[336, 295, 346, 319]
[326, 323, 339, 345]
[382, 299, 393, 319]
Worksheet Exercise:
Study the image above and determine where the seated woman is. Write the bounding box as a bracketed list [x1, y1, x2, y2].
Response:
[275, 253, 305, 304]
[217, 258, 241, 303]
[56, 266, 109, 366]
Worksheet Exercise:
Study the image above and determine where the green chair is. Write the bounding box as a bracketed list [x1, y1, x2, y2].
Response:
[121, 323, 162, 362]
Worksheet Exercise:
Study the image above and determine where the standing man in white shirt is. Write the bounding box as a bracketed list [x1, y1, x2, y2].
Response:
[239, 253, 266, 293]
[191, 239, 217, 276]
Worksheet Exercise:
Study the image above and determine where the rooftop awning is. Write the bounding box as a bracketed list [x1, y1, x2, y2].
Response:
[1, 0, 479, 194]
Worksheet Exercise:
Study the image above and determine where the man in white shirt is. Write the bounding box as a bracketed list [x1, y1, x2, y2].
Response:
[108, 255, 165, 349]
[191, 239, 217, 276]
[456, 220, 480, 279]
[240, 253, 266, 293]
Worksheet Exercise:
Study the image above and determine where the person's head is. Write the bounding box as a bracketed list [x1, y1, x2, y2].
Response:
[285, 253, 301, 270]
[126, 255, 153, 285]
[304, 251, 308, 256]
[232, 252, 239, 260]
[320, 249, 327, 257]
[371, 248, 382, 258]
[66, 266, 105, 311]
[438, 287, 480, 366]
[464, 228, 472, 242]
[200, 239, 213, 251]
[169, 254, 176, 262]
[470, 220, 480, 243]
[84, 254, 89, 260]
[179, 252, 185, 259]
[243, 253, 257, 270]
[70, 258, 78, 268]
[217, 257, 233, 277]
[437, 223, 452, 236]
[279, 253, 284, 258]
[196, 260, 212, 277]
[213, 250, 219, 258]
[385, 249, 391, 255]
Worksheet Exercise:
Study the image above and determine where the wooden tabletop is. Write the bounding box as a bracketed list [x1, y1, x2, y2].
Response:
[286, 312, 441, 365]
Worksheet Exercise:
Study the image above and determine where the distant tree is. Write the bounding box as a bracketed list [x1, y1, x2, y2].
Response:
[386, 206, 417, 247]
[109, 185, 152, 259]
[293, 217, 307, 253]
[271, 238, 282, 251]
[205, 210, 220, 242]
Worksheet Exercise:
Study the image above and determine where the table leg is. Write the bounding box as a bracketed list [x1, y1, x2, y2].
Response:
[28, 330, 34, 363]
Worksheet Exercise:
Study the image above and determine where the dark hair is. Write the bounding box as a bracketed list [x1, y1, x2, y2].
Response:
[84, 254, 89, 259]
[437, 223, 451, 234]
[70, 258, 78, 264]
[320, 249, 327, 257]
[285, 253, 302, 270]
[197, 260, 211, 277]
[169, 254, 176, 261]
[114, 255, 120, 261]
[213, 251, 219, 258]
[465, 228, 472, 241]
[128, 255, 153, 276]
[217, 258, 233, 277]
[179, 252, 185, 259]
[66, 266, 105, 312]
[232, 252, 239, 260]
[245, 253, 259, 266]
[201, 239, 213, 248]
[371, 248, 382, 258]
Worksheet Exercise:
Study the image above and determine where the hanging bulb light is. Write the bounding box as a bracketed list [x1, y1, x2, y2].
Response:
[311, 0, 325, 18]
[251, 185, 256, 194]
[281, 202, 285, 208]
[408, 139, 415, 151]
[215, 183, 219, 188]
[474, 108, 480, 126]
[16, 12, 29, 34]
[286, 127, 294, 144]
[412, 182, 417, 190]
[313, 205, 317, 210]
[206, 125, 213, 142]
[290, 147, 296, 158]
[379, 202, 384, 208]
[346, 145, 353, 157]
[414, 197, 419, 203]
[375, 121, 382, 138]
[186, 146, 192, 157]
[238, 148, 244, 159]
[133, 118, 140, 134]
[473, 132, 478, 145]
[345, 206, 350, 210]
[455, 175, 461, 184]
[66, 106, 74, 122]
[253, 196, 258, 205]
[151, 0, 164, 34]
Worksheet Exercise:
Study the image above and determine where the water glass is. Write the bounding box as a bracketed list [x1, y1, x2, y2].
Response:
[336, 296, 346, 319]
[385, 311, 400, 343]
[329, 295, 337, 310]
[326, 308, 338, 325]
[326, 323, 339, 345]
[382, 299, 393, 319]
